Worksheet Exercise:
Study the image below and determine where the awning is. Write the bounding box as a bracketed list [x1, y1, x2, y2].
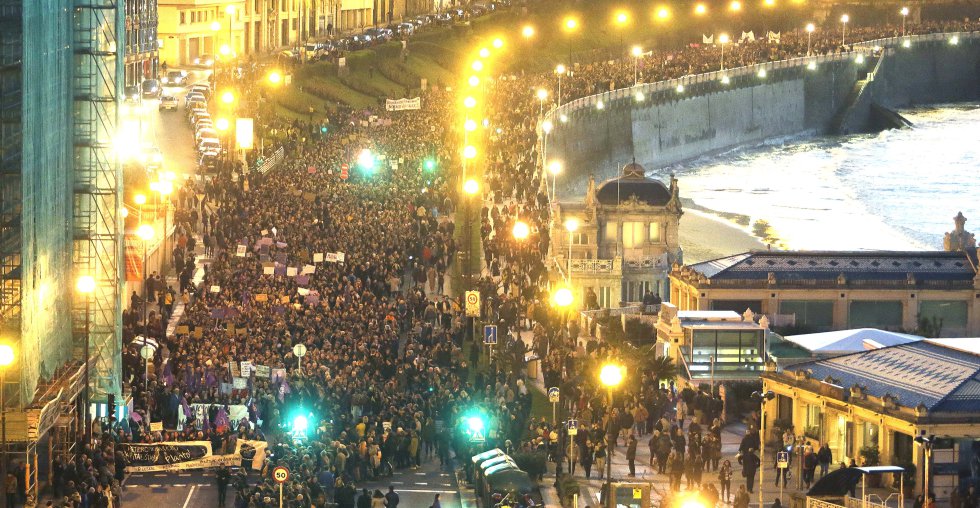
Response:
[807, 466, 905, 497]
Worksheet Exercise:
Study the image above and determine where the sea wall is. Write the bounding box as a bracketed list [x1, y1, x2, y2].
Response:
[546, 32, 980, 198]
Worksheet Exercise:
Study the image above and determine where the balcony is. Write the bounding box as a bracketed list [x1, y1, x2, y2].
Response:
[568, 257, 619, 274]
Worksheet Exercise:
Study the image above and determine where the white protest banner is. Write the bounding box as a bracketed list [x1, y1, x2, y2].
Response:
[297, 288, 310, 296]
[119, 440, 268, 473]
[262, 265, 274, 275]
[150, 421, 163, 432]
[385, 97, 421, 111]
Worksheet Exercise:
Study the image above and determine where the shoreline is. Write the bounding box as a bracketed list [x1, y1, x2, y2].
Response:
[679, 208, 768, 265]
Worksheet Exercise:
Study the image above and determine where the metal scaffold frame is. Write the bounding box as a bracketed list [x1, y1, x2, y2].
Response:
[73, 0, 125, 403]
[0, 0, 23, 348]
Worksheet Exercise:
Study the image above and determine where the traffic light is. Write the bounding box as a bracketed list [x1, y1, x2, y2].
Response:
[357, 149, 376, 174]
[320, 125, 328, 135]
[293, 414, 309, 433]
[424, 158, 437, 171]
[287, 408, 314, 440]
[107, 393, 116, 421]
[460, 408, 488, 443]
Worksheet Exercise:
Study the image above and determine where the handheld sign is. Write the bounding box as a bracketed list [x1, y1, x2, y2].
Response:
[483, 325, 497, 345]
[273, 466, 289, 483]
[292, 344, 307, 357]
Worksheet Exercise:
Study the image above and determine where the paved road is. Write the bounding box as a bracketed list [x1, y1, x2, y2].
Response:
[120, 458, 462, 508]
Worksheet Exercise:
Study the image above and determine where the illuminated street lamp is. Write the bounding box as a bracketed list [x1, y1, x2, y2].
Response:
[548, 160, 562, 202]
[563, 17, 578, 31]
[841, 14, 850, 47]
[468, 75, 480, 87]
[463, 145, 477, 159]
[694, 3, 707, 15]
[478, 47, 490, 59]
[719, 33, 730, 70]
[0, 342, 14, 508]
[221, 89, 235, 104]
[900, 7, 909, 36]
[599, 362, 625, 507]
[136, 224, 155, 347]
[512, 220, 530, 241]
[471, 60, 484, 72]
[564, 218, 578, 283]
[463, 96, 477, 109]
[463, 179, 480, 196]
[536, 88, 548, 117]
[267, 70, 282, 85]
[211, 21, 221, 32]
[806, 23, 815, 56]
[492, 37, 504, 49]
[655, 6, 670, 20]
[729, 0, 741, 12]
[464, 119, 477, 132]
[521, 25, 535, 39]
[631, 45, 643, 85]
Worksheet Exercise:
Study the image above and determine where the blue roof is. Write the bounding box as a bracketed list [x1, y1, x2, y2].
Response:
[785, 340, 980, 413]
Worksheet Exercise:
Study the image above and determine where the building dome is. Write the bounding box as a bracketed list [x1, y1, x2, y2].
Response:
[594, 162, 672, 206]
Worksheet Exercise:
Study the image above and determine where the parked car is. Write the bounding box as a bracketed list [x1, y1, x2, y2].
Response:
[162, 70, 188, 86]
[184, 92, 206, 109]
[123, 85, 141, 103]
[189, 84, 211, 99]
[198, 138, 221, 154]
[140, 79, 161, 99]
[192, 54, 214, 67]
[195, 128, 218, 144]
[159, 95, 178, 111]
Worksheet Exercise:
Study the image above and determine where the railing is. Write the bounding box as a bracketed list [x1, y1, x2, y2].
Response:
[623, 256, 669, 270]
[546, 31, 980, 124]
[569, 258, 615, 273]
[256, 146, 285, 175]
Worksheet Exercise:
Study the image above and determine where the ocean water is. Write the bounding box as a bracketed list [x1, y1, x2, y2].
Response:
[662, 104, 980, 251]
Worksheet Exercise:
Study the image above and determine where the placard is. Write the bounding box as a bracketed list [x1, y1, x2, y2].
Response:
[255, 293, 268, 302]
[255, 365, 271, 378]
[302, 264, 315, 275]
[176, 325, 190, 335]
[236, 245, 247, 257]
[210, 285, 220, 293]
[150, 422, 163, 432]
[232, 377, 248, 389]
[313, 253, 324, 263]
[336, 252, 345, 263]
[325, 253, 337, 263]
[286, 267, 298, 277]
[240, 361, 254, 377]
[228, 361, 241, 378]
[262, 266, 274, 275]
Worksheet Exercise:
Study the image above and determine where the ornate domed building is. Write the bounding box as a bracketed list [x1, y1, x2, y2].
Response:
[555, 162, 683, 308]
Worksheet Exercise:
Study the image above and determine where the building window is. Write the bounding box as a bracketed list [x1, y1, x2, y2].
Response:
[848, 300, 903, 329]
[599, 287, 612, 308]
[180, 12, 186, 24]
[623, 222, 644, 248]
[804, 404, 822, 441]
[571, 232, 588, 245]
[918, 300, 968, 330]
[649, 222, 661, 242]
[603, 222, 618, 242]
[779, 300, 834, 331]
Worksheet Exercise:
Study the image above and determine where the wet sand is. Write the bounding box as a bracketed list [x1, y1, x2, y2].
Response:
[679, 208, 767, 265]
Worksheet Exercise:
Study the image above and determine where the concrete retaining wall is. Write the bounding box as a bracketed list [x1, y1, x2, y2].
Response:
[546, 32, 980, 198]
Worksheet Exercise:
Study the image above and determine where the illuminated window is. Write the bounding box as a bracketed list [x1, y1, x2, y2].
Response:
[623, 222, 645, 248]
[649, 222, 661, 242]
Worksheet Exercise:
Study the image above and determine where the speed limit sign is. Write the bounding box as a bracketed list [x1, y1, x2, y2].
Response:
[272, 466, 289, 483]
[465, 290, 480, 317]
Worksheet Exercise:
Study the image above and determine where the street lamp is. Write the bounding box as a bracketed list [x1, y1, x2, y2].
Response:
[478, 47, 490, 59]
[806, 23, 815, 56]
[471, 60, 484, 72]
[76, 275, 96, 440]
[221, 89, 235, 104]
[267, 70, 283, 85]
[512, 220, 530, 241]
[631, 45, 643, 85]
[914, 433, 933, 504]
[462, 179, 479, 289]
[564, 219, 578, 283]
[655, 6, 670, 20]
[555, 64, 566, 107]
[548, 160, 562, 202]
[752, 390, 777, 508]
[729, 0, 741, 12]
[900, 7, 909, 36]
[719, 33, 730, 70]
[154, 180, 173, 272]
[841, 14, 850, 47]
[536, 88, 548, 117]
[136, 224, 155, 343]
[492, 37, 504, 49]
[521, 25, 535, 39]
[0, 343, 13, 508]
[694, 3, 707, 15]
[599, 362, 624, 507]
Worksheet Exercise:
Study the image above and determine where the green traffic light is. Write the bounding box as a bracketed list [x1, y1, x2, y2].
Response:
[424, 159, 436, 171]
[293, 414, 309, 433]
[357, 149, 376, 173]
[467, 416, 484, 432]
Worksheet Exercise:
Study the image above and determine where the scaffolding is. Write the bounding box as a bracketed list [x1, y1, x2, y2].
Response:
[73, 0, 125, 404]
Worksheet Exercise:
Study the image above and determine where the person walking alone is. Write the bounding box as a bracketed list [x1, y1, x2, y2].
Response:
[626, 435, 638, 477]
[215, 466, 230, 507]
[719, 459, 734, 503]
[741, 448, 760, 493]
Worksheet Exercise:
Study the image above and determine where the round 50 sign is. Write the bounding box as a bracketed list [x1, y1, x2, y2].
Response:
[273, 466, 289, 483]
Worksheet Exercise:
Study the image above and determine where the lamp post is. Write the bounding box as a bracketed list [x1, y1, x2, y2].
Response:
[914, 433, 934, 504]
[555, 64, 566, 107]
[0, 344, 13, 508]
[719, 34, 730, 70]
[512, 220, 530, 303]
[154, 179, 173, 273]
[630, 46, 642, 86]
[552, 286, 573, 344]
[900, 7, 909, 36]
[841, 14, 850, 47]
[210, 21, 221, 82]
[76, 275, 96, 440]
[548, 160, 562, 204]
[752, 390, 776, 508]
[806, 23, 815, 56]
[563, 17, 579, 67]
[137, 224, 155, 342]
[564, 218, 578, 284]
[225, 5, 235, 51]
[536, 88, 548, 118]
[463, 179, 479, 291]
[599, 363, 624, 508]
[134, 193, 146, 223]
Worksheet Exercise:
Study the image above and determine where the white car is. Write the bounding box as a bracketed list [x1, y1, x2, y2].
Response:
[195, 128, 218, 144]
[198, 138, 221, 153]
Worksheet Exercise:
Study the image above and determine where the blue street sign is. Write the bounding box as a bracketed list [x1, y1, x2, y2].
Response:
[777, 451, 790, 468]
[483, 325, 497, 345]
[567, 419, 578, 431]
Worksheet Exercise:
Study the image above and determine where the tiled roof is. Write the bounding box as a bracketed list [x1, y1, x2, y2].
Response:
[686, 250, 978, 282]
[785, 340, 980, 413]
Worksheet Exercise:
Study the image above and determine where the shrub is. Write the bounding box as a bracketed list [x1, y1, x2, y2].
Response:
[302, 81, 351, 104]
[276, 92, 313, 115]
[338, 73, 385, 98]
[377, 60, 421, 90]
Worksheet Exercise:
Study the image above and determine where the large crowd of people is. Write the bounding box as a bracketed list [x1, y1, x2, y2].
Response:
[41, 13, 980, 508]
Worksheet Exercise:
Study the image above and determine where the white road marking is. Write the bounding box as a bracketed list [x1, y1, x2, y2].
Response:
[175, 484, 186, 487]
[415, 472, 427, 475]
[393, 489, 457, 494]
[149, 484, 161, 488]
[390, 482, 404, 485]
[181, 485, 197, 508]
[416, 482, 427, 486]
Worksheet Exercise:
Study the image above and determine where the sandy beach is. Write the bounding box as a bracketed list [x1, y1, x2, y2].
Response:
[679, 208, 767, 265]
